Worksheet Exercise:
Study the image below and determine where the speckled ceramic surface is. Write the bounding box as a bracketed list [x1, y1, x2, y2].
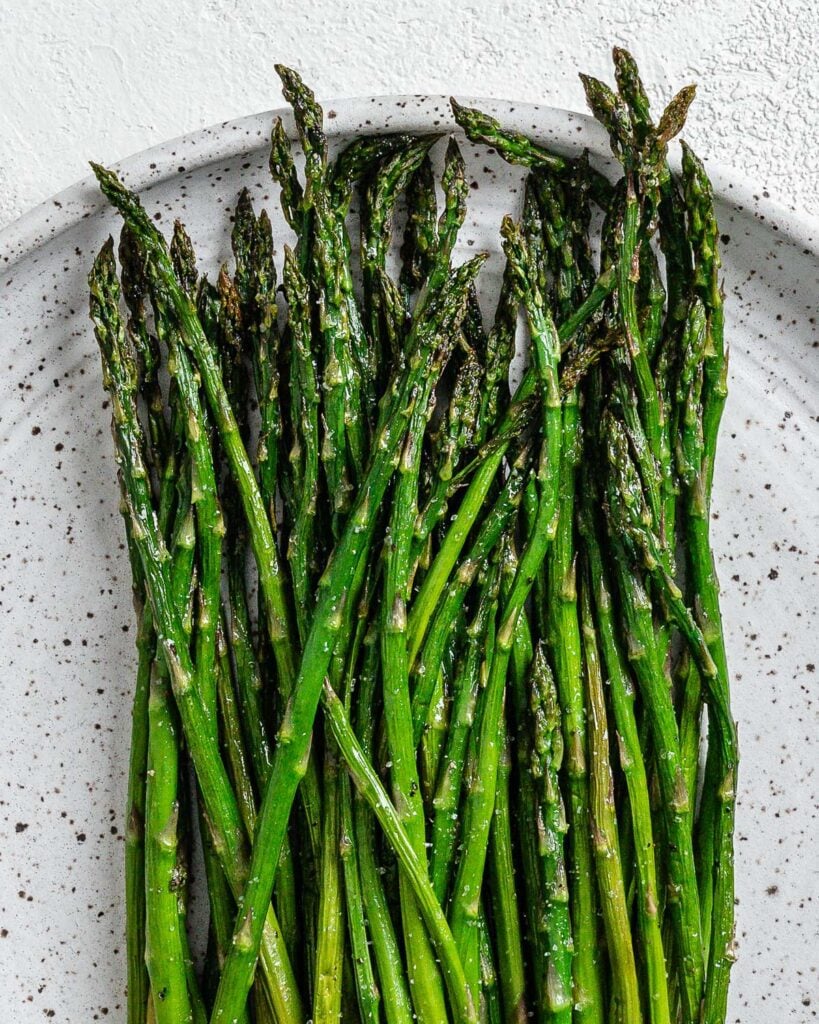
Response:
[0, 98, 817, 1022]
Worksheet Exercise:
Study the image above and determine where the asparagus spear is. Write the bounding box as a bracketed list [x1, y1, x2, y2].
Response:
[361, 133, 442, 356]
[123, 546, 152, 1024]
[400, 153, 439, 294]
[144, 458, 198, 1024]
[448, 215, 562, 1006]
[330, 131, 425, 216]
[578, 474, 670, 1024]
[353, 630, 416, 1024]
[322, 684, 478, 1024]
[411, 444, 532, 742]
[478, 910, 503, 1024]
[313, 741, 345, 1024]
[529, 646, 573, 1023]
[429, 555, 502, 901]
[145, 656, 192, 1024]
[450, 99, 613, 209]
[379, 285, 458, 1024]
[530, 164, 604, 1024]
[276, 65, 372, 485]
[206, 241, 303, 966]
[679, 141, 737, 1024]
[580, 572, 641, 1024]
[488, 718, 528, 1024]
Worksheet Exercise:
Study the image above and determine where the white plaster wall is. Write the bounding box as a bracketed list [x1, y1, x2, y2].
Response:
[0, 0, 817, 230]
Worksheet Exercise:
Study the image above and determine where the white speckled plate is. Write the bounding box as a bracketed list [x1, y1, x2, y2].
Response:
[0, 98, 817, 1022]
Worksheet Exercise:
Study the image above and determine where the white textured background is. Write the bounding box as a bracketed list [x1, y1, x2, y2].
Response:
[1, 0, 817, 230]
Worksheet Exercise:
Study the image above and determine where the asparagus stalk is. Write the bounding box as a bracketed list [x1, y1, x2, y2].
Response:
[679, 141, 737, 1024]
[321, 684, 478, 1024]
[602, 412, 704, 1023]
[488, 723, 528, 1024]
[361, 133, 442, 355]
[331, 132, 425, 216]
[429, 556, 502, 901]
[145, 657, 192, 1024]
[143, 411, 198, 1024]
[411, 444, 532, 742]
[379, 310, 454, 1024]
[353, 630, 416, 1024]
[313, 742, 345, 1024]
[400, 152, 439, 295]
[578, 476, 670, 1024]
[529, 646, 573, 1023]
[123, 531, 152, 1024]
[450, 99, 613, 208]
[478, 908, 502, 1024]
[580, 573, 642, 1024]
[276, 65, 372, 485]
[91, 166, 301, 714]
[448, 214, 562, 1005]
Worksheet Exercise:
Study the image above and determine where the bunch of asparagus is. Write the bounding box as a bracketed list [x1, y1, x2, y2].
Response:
[89, 48, 737, 1024]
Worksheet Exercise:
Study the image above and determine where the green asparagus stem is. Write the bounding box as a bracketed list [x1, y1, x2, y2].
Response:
[353, 632, 415, 1024]
[679, 141, 737, 1024]
[90, 165, 301, 719]
[331, 569, 381, 1024]
[230, 197, 281, 533]
[144, 488, 197, 1024]
[145, 658, 192, 1024]
[400, 153, 439, 294]
[339, 760, 380, 1024]
[309, 108, 361, 1005]
[380, 309, 453, 1024]
[411, 348, 482, 569]
[450, 99, 613, 208]
[448, 215, 562, 1006]
[211, 226, 304, 974]
[215, 624, 257, 838]
[529, 647, 573, 1023]
[321, 684, 477, 1024]
[479, 908, 502, 1024]
[580, 574, 642, 1024]
[541, 334, 603, 1024]
[477, 257, 517, 438]
[488, 725, 528, 1024]
[330, 132, 424, 216]
[579, 480, 670, 1024]
[124, 541, 152, 1024]
[430, 557, 502, 901]
[313, 742, 345, 1024]
[602, 414, 703, 1024]
[361, 133, 442, 354]
[282, 244, 322, 642]
[411, 444, 532, 742]
[277, 65, 371, 486]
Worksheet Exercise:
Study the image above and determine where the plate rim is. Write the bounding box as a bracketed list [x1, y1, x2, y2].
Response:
[1, 95, 817, 266]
